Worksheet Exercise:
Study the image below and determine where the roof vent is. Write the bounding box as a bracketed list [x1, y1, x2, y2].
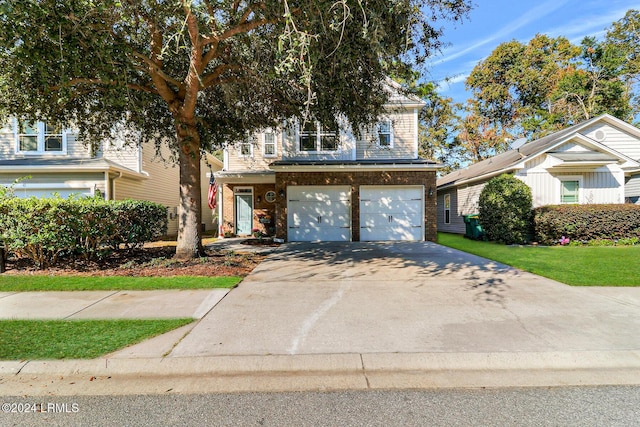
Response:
[594, 129, 606, 142]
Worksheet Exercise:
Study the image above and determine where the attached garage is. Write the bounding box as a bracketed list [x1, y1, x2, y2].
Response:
[360, 186, 424, 241]
[287, 185, 351, 241]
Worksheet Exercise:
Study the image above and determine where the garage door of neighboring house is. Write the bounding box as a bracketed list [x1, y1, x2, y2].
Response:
[360, 186, 424, 241]
[13, 186, 93, 199]
[287, 186, 351, 241]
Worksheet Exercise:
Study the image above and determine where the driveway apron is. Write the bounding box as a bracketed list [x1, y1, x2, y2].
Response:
[170, 242, 640, 357]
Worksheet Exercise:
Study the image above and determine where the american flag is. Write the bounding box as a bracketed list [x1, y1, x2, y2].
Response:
[207, 175, 218, 210]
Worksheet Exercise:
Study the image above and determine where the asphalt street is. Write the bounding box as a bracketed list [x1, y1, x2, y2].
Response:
[2, 386, 639, 426]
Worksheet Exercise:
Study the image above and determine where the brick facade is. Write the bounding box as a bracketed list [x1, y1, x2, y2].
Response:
[221, 183, 276, 236]
[274, 170, 437, 242]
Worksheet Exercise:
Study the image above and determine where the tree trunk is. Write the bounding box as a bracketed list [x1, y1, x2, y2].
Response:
[175, 118, 204, 260]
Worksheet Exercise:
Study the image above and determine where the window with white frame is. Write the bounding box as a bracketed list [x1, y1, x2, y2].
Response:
[299, 122, 339, 152]
[560, 178, 580, 204]
[444, 193, 451, 224]
[238, 135, 254, 157]
[263, 131, 277, 157]
[377, 120, 393, 147]
[14, 120, 66, 154]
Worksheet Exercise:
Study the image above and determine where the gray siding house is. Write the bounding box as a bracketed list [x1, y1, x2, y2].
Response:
[437, 115, 640, 234]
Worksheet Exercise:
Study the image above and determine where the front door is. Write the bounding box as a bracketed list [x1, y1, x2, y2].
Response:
[235, 193, 253, 235]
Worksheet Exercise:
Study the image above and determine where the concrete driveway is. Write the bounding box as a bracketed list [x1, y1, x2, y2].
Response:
[170, 242, 640, 357]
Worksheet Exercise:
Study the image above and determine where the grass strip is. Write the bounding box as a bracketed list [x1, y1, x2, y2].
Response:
[0, 318, 193, 360]
[0, 275, 241, 291]
[437, 232, 640, 287]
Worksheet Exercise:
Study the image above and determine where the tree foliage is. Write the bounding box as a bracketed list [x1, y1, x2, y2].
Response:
[455, 11, 639, 165]
[416, 82, 463, 173]
[0, 0, 472, 258]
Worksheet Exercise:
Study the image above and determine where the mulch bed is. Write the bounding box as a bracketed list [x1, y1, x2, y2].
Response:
[1, 247, 265, 277]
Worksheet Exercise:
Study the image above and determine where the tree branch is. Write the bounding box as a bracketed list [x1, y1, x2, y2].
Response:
[200, 64, 242, 88]
[130, 52, 183, 89]
[49, 78, 158, 95]
[182, 2, 204, 117]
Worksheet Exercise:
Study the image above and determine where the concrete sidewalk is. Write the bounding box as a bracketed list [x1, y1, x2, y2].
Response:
[0, 289, 229, 320]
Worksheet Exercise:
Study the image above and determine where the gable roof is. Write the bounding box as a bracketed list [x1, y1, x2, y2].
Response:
[437, 115, 640, 189]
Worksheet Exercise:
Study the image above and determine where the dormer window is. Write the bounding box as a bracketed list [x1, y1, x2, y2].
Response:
[299, 122, 339, 152]
[14, 120, 67, 155]
[377, 120, 393, 148]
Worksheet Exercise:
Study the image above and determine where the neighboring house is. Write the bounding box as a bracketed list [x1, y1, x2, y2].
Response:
[0, 119, 221, 236]
[215, 83, 439, 242]
[437, 114, 640, 234]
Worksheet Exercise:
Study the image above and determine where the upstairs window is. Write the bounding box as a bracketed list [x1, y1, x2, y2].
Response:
[377, 120, 393, 147]
[15, 120, 66, 154]
[238, 135, 255, 157]
[263, 131, 277, 157]
[299, 122, 339, 153]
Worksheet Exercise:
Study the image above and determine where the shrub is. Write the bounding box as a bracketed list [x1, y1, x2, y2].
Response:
[478, 174, 533, 244]
[533, 204, 640, 245]
[0, 196, 168, 268]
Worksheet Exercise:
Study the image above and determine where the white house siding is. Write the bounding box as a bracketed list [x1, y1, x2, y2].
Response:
[102, 142, 141, 172]
[65, 133, 91, 158]
[0, 132, 13, 158]
[226, 130, 282, 171]
[518, 167, 624, 207]
[625, 175, 640, 204]
[582, 122, 640, 161]
[356, 109, 417, 160]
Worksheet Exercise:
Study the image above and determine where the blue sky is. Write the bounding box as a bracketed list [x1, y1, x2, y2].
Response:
[428, 0, 639, 105]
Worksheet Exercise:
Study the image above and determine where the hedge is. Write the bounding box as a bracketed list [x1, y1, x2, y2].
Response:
[0, 196, 167, 268]
[533, 204, 640, 245]
[478, 174, 533, 244]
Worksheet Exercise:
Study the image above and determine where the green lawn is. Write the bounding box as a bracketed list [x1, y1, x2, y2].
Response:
[0, 275, 241, 291]
[437, 232, 640, 286]
[0, 319, 193, 359]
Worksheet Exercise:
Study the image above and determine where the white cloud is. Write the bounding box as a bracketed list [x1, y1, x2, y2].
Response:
[436, 74, 469, 92]
[546, 7, 632, 41]
[434, 0, 571, 66]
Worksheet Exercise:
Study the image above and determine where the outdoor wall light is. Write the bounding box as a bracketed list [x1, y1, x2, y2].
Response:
[279, 189, 285, 198]
[428, 187, 434, 197]
[256, 195, 262, 203]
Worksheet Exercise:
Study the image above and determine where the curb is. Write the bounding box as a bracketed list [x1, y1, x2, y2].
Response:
[5, 350, 640, 376]
[2, 351, 640, 396]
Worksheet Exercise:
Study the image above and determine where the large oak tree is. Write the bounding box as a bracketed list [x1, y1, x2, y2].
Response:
[0, 0, 471, 258]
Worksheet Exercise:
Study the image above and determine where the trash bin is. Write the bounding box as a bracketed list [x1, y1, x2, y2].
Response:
[463, 214, 484, 240]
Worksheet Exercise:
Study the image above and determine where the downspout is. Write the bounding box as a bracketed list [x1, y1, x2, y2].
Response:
[110, 171, 123, 200]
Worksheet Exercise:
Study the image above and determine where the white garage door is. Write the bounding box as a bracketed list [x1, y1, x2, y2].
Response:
[360, 186, 424, 241]
[288, 186, 351, 241]
[12, 186, 93, 199]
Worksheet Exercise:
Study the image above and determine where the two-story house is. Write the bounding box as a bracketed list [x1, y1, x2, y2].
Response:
[214, 85, 439, 242]
[0, 119, 219, 236]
